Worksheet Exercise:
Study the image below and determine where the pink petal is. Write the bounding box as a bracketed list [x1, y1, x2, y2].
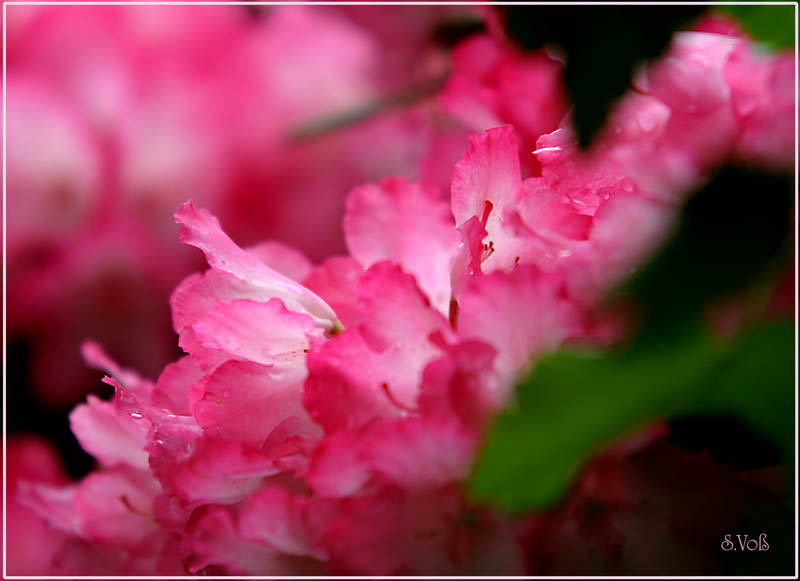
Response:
[364, 416, 476, 490]
[17, 481, 79, 534]
[451, 125, 526, 272]
[304, 262, 452, 432]
[245, 240, 313, 282]
[307, 429, 371, 498]
[73, 468, 162, 553]
[308, 415, 477, 500]
[190, 359, 316, 446]
[150, 355, 204, 416]
[458, 265, 581, 386]
[149, 427, 277, 508]
[174, 201, 340, 331]
[81, 340, 154, 400]
[238, 486, 326, 558]
[321, 486, 464, 575]
[185, 298, 324, 373]
[304, 328, 403, 433]
[418, 339, 501, 429]
[451, 125, 521, 227]
[345, 177, 460, 314]
[302, 256, 364, 329]
[182, 505, 325, 575]
[69, 394, 150, 469]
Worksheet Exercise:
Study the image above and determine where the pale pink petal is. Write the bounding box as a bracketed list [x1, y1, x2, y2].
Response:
[81, 340, 154, 400]
[73, 468, 162, 553]
[307, 429, 371, 498]
[190, 360, 317, 446]
[238, 486, 325, 558]
[184, 298, 324, 373]
[246, 240, 313, 282]
[69, 395, 150, 469]
[451, 125, 521, 228]
[149, 427, 277, 508]
[18, 481, 79, 534]
[450, 125, 527, 272]
[517, 178, 592, 243]
[309, 416, 476, 499]
[562, 194, 676, 303]
[457, 265, 581, 386]
[361, 416, 477, 491]
[182, 506, 325, 575]
[344, 177, 460, 314]
[302, 256, 364, 329]
[174, 201, 340, 331]
[171, 270, 252, 335]
[151, 355, 204, 416]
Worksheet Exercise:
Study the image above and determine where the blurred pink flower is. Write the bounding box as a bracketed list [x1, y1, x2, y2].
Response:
[5, 5, 453, 407]
[4, 436, 71, 576]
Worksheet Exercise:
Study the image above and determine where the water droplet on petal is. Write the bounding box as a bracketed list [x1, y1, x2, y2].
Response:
[130, 411, 143, 419]
[621, 179, 635, 193]
[638, 113, 658, 132]
[532, 146, 563, 164]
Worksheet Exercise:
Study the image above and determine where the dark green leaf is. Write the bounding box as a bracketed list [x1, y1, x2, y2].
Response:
[504, 6, 705, 147]
[717, 4, 795, 49]
[468, 320, 794, 513]
[621, 168, 792, 333]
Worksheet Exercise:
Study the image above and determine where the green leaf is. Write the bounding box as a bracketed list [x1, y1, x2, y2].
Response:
[622, 168, 792, 332]
[504, 6, 704, 147]
[694, 321, 795, 458]
[717, 4, 795, 49]
[468, 320, 794, 513]
[468, 168, 794, 513]
[469, 322, 717, 512]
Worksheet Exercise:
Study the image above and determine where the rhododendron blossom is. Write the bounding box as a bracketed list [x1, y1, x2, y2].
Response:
[15, 22, 794, 576]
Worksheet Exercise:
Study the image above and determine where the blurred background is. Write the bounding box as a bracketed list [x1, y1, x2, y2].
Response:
[2, 4, 796, 576]
[4, 3, 494, 474]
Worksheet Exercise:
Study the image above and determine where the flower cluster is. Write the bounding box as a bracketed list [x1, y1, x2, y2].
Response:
[6, 4, 473, 406]
[18, 23, 793, 576]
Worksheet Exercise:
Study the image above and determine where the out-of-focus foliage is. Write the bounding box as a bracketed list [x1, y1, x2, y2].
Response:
[469, 169, 795, 512]
[503, 6, 704, 147]
[717, 4, 795, 49]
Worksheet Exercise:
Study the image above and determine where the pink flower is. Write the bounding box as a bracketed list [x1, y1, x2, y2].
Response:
[440, 33, 567, 175]
[4, 436, 71, 576]
[16, 22, 794, 576]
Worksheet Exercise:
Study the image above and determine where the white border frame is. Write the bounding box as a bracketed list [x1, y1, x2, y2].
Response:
[2, 2, 798, 579]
